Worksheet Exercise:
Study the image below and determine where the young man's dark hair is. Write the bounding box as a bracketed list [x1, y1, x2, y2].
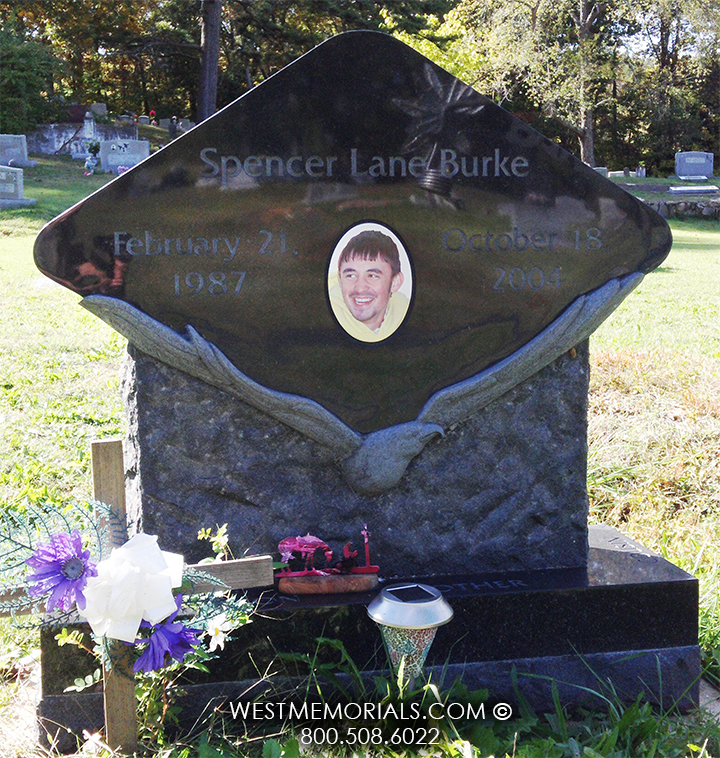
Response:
[338, 230, 401, 276]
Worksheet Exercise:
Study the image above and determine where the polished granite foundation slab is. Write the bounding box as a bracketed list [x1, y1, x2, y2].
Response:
[227, 524, 697, 671]
[38, 525, 700, 751]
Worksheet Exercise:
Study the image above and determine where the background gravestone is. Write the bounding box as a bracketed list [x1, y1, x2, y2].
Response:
[158, 117, 194, 132]
[0, 165, 36, 208]
[98, 139, 150, 173]
[675, 150, 714, 180]
[0, 134, 37, 168]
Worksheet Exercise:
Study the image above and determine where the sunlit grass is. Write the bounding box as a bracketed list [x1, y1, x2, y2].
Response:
[0, 232, 126, 510]
[589, 218, 720, 691]
[0, 154, 113, 236]
[590, 218, 720, 356]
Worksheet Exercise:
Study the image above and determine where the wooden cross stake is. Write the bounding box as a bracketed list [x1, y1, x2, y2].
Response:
[92, 439, 138, 756]
[91, 439, 274, 754]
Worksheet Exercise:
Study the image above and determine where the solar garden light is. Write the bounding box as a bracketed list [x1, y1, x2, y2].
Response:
[367, 583, 453, 686]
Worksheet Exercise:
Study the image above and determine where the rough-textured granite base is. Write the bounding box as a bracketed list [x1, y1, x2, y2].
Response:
[122, 342, 590, 576]
[122, 341, 589, 576]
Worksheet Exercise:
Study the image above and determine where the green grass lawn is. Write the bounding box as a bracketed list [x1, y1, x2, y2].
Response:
[588, 217, 720, 719]
[2, 158, 720, 756]
[1, 156, 123, 513]
[0, 241, 126, 512]
[592, 218, 720, 355]
[1, 154, 114, 237]
[589, 215, 720, 541]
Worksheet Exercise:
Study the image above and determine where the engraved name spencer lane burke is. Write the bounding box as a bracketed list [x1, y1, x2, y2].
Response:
[200, 147, 531, 187]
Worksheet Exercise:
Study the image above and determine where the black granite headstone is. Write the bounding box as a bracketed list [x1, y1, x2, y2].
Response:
[33, 32, 696, 736]
[33, 33, 672, 568]
[32, 27, 678, 575]
[34, 31, 670, 435]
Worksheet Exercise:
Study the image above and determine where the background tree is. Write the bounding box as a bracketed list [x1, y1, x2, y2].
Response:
[0, 0, 202, 119]
[403, 0, 720, 169]
[618, 0, 714, 172]
[0, 29, 58, 132]
[407, 0, 634, 166]
[197, 0, 221, 122]
[198, 0, 460, 121]
[94, 0, 202, 119]
[2, 0, 459, 123]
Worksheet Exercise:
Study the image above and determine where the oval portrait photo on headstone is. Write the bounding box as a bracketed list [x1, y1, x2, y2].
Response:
[327, 222, 413, 343]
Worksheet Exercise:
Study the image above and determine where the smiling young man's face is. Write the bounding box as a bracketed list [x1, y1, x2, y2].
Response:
[339, 254, 404, 331]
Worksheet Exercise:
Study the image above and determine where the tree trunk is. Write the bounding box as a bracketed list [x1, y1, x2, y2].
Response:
[197, 0, 222, 123]
[135, 57, 150, 117]
[577, 0, 597, 166]
[580, 106, 595, 166]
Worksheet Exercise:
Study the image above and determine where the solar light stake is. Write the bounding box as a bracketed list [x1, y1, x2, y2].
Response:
[367, 583, 453, 686]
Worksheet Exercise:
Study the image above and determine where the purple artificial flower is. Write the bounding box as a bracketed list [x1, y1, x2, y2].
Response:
[133, 595, 202, 673]
[26, 530, 98, 612]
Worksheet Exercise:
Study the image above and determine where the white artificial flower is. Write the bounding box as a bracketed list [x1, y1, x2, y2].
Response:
[206, 612, 233, 652]
[79, 533, 184, 643]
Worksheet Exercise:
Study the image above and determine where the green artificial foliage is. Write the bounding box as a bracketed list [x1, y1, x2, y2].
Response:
[0, 499, 123, 617]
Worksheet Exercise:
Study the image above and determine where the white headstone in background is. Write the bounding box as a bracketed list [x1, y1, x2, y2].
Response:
[669, 185, 718, 195]
[0, 134, 37, 168]
[90, 103, 108, 116]
[0, 165, 36, 207]
[83, 111, 96, 139]
[98, 140, 150, 173]
[675, 151, 713, 180]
